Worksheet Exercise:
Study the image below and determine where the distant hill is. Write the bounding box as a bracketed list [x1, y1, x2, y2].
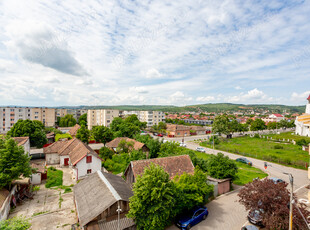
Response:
[79, 103, 305, 114]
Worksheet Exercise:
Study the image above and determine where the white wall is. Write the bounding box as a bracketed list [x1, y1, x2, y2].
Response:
[30, 173, 41, 185]
[60, 155, 70, 166]
[75, 154, 102, 180]
[46, 153, 60, 165]
[23, 139, 30, 156]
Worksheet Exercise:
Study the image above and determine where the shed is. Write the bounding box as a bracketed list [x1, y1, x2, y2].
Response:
[207, 177, 231, 197]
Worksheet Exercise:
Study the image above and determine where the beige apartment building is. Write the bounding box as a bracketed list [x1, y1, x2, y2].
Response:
[87, 109, 120, 130]
[122, 110, 165, 127]
[31, 108, 56, 127]
[0, 107, 32, 133]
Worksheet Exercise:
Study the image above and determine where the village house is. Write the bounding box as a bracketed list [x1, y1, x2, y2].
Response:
[106, 137, 149, 153]
[124, 155, 195, 186]
[12, 137, 30, 156]
[189, 125, 206, 135]
[30, 163, 47, 185]
[166, 124, 191, 138]
[44, 139, 70, 165]
[262, 114, 285, 123]
[74, 171, 135, 230]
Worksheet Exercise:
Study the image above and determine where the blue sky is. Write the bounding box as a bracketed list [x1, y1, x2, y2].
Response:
[0, 0, 310, 107]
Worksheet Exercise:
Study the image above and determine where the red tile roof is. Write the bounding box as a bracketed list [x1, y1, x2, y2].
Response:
[12, 137, 29, 146]
[106, 137, 145, 150]
[68, 124, 81, 137]
[43, 140, 69, 154]
[58, 138, 80, 156]
[308, 94, 310, 100]
[69, 141, 101, 166]
[273, 114, 283, 117]
[128, 155, 194, 180]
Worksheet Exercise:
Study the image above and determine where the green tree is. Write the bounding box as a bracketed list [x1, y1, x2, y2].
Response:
[0, 138, 32, 189]
[206, 153, 238, 179]
[125, 115, 147, 129]
[91, 126, 113, 145]
[267, 122, 277, 130]
[212, 115, 230, 135]
[0, 216, 31, 230]
[44, 127, 62, 135]
[59, 114, 77, 127]
[174, 169, 214, 213]
[110, 117, 124, 132]
[278, 119, 289, 129]
[55, 133, 72, 141]
[146, 138, 162, 158]
[250, 119, 266, 131]
[116, 123, 140, 138]
[78, 113, 87, 126]
[158, 122, 167, 130]
[8, 119, 47, 148]
[76, 125, 90, 143]
[127, 164, 176, 230]
[117, 140, 134, 153]
[99, 147, 114, 162]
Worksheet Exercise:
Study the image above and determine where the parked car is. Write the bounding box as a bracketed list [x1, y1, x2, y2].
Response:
[247, 209, 264, 227]
[236, 157, 252, 166]
[180, 142, 187, 147]
[157, 133, 163, 137]
[195, 147, 205, 153]
[153, 132, 158, 136]
[269, 177, 284, 184]
[241, 225, 259, 230]
[176, 206, 209, 230]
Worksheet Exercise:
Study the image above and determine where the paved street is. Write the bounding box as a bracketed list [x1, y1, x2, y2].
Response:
[166, 188, 248, 230]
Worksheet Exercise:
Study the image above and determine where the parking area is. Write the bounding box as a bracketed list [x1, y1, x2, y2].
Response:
[9, 167, 77, 230]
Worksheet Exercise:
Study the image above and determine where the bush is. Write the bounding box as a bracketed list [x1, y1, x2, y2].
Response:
[274, 144, 283, 149]
[45, 167, 63, 188]
[64, 188, 72, 193]
[254, 134, 260, 138]
[0, 216, 31, 229]
[296, 138, 309, 146]
[55, 133, 72, 141]
[206, 153, 238, 179]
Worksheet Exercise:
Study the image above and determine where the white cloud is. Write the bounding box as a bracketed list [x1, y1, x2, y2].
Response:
[129, 86, 148, 94]
[291, 91, 310, 103]
[227, 88, 274, 103]
[234, 86, 242, 90]
[196, 96, 215, 102]
[145, 68, 164, 79]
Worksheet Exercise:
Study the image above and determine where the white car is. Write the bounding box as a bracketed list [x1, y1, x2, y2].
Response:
[196, 147, 206, 153]
[180, 142, 187, 147]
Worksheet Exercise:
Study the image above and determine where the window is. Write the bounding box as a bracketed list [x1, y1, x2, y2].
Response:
[87, 169, 92, 174]
[35, 116, 38, 119]
[10, 109, 14, 112]
[86, 156, 92, 163]
[35, 112, 38, 114]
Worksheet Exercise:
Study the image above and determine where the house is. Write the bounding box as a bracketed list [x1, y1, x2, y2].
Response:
[106, 137, 149, 153]
[295, 95, 310, 137]
[68, 124, 81, 137]
[44, 139, 70, 165]
[74, 171, 135, 230]
[124, 155, 194, 186]
[69, 141, 102, 180]
[166, 124, 190, 138]
[189, 126, 206, 135]
[12, 137, 30, 156]
[262, 114, 285, 123]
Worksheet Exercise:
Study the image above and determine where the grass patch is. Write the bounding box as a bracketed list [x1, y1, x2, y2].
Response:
[266, 132, 310, 142]
[64, 188, 72, 193]
[193, 151, 267, 185]
[59, 192, 63, 208]
[45, 167, 63, 188]
[200, 136, 309, 169]
[32, 211, 49, 216]
[233, 162, 268, 185]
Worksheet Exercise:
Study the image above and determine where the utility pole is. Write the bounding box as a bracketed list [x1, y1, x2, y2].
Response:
[117, 201, 122, 230]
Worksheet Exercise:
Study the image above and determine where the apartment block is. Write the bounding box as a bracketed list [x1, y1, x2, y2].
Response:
[87, 109, 120, 130]
[67, 109, 87, 121]
[31, 108, 56, 127]
[122, 110, 165, 127]
[56, 109, 68, 118]
[0, 107, 31, 133]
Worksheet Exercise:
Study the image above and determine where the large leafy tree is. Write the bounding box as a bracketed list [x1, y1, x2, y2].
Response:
[128, 164, 177, 230]
[0, 138, 32, 189]
[78, 113, 87, 126]
[212, 115, 230, 135]
[238, 178, 310, 229]
[174, 169, 214, 213]
[91, 126, 113, 145]
[8, 119, 47, 148]
[267, 121, 277, 130]
[110, 117, 124, 132]
[206, 153, 238, 179]
[59, 114, 77, 127]
[115, 123, 140, 138]
[76, 125, 90, 144]
[99, 147, 114, 162]
[250, 118, 266, 131]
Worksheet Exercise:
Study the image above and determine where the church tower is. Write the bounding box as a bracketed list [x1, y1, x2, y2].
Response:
[306, 94, 310, 114]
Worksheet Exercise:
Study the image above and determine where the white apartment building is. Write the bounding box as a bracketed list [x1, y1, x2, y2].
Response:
[87, 109, 120, 130]
[122, 110, 165, 127]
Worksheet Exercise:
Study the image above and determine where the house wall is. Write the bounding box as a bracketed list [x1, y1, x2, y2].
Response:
[218, 181, 230, 195]
[0, 186, 17, 221]
[23, 139, 31, 156]
[75, 154, 102, 180]
[60, 155, 70, 166]
[46, 153, 60, 165]
[207, 180, 218, 197]
[124, 165, 135, 186]
[30, 173, 41, 185]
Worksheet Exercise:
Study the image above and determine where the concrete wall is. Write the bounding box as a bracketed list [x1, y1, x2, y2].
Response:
[0, 186, 17, 221]
[30, 173, 41, 185]
[60, 155, 70, 166]
[46, 153, 60, 165]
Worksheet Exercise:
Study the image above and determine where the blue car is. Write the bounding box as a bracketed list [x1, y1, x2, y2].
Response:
[176, 206, 209, 230]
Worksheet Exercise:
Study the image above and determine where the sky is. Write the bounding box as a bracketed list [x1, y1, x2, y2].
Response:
[0, 0, 310, 107]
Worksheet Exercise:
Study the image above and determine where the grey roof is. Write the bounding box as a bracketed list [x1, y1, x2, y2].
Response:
[74, 171, 133, 227]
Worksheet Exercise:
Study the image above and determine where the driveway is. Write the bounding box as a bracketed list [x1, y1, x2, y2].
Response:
[166, 188, 248, 230]
[9, 168, 77, 230]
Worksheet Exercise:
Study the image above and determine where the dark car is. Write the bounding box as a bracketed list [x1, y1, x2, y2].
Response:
[176, 206, 209, 230]
[236, 157, 252, 166]
[247, 209, 264, 227]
